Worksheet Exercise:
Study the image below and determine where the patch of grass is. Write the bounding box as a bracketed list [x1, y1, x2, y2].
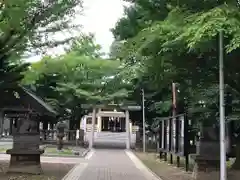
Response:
[0, 147, 8, 153]
[0, 161, 75, 180]
[0, 148, 7, 153]
[44, 148, 73, 155]
[135, 151, 237, 180]
[135, 152, 193, 180]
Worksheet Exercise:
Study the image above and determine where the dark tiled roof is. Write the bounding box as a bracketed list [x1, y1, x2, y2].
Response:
[20, 85, 57, 116]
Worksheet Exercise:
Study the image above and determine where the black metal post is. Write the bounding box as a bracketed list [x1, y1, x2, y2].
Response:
[184, 110, 189, 171]
[176, 116, 180, 167]
[159, 121, 163, 159]
[164, 120, 167, 161]
[169, 118, 173, 164]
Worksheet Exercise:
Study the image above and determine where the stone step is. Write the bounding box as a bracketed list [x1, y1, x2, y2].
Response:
[85, 132, 137, 146]
[96, 136, 128, 139]
[96, 133, 127, 136]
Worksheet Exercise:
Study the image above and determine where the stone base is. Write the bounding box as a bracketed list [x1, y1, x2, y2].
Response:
[195, 156, 219, 171]
[6, 149, 44, 174]
[228, 170, 240, 180]
[194, 171, 220, 180]
[191, 154, 220, 180]
[194, 170, 240, 180]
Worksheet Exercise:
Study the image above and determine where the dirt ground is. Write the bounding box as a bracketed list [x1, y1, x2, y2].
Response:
[0, 160, 75, 180]
[135, 152, 193, 180]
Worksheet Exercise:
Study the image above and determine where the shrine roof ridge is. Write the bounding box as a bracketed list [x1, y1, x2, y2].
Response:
[81, 103, 141, 111]
[20, 85, 57, 116]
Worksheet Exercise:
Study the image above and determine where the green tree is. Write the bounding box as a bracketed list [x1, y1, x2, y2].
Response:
[0, 0, 82, 107]
[112, 0, 240, 169]
[67, 33, 104, 58]
[23, 34, 133, 129]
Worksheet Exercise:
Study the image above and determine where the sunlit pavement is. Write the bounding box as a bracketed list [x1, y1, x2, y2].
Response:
[0, 153, 84, 164]
[0, 145, 161, 180]
[64, 149, 161, 180]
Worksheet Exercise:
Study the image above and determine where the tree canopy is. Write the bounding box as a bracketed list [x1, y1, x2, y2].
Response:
[110, 1, 240, 167]
[111, 0, 240, 125]
[0, 0, 82, 95]
[22, 35, 134, 126]
[1, 0, 240, 170]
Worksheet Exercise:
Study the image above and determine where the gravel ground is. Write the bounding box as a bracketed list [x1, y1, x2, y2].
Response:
[135, 152, 193, 180]
[0, 144, 88, 157]
[0, 160, 75, 180]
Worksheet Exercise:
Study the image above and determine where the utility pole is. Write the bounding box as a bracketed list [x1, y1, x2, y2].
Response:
[142, 88, 146, 153]
[219, 30, 226, 180]
[172, 82, 177, 116]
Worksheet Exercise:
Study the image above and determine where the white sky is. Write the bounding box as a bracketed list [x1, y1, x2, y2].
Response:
[27, 0, 128, 62]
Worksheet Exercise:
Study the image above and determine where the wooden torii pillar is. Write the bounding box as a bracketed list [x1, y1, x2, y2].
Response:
[125, 110, 130, 149]
[89, 107, 96, 149]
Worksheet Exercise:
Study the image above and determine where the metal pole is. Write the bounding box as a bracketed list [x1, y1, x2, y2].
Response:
[142, 88, 146, 153]
[219, 30, 226, 180]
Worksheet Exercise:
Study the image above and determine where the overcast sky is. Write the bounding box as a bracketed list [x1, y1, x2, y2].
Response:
[27, 0, 128, 62]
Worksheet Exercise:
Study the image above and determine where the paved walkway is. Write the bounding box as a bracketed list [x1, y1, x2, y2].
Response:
[63, 149, 161, 180]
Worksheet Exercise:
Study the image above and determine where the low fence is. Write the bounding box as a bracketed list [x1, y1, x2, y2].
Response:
[136, 114, 197, 171]
[158, 114, 196, 171]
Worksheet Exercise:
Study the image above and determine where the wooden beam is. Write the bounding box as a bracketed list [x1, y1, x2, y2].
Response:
[1, 107, 34, 113]
[97, 111, 126, 118]
[81, 104, 141, 111]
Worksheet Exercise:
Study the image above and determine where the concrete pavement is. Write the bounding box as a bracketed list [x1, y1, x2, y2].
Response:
[63, 149, 161, 180]
[0, 141, 12, 146]
[0, 154, 84, 164]
[0, 138, 161, 180]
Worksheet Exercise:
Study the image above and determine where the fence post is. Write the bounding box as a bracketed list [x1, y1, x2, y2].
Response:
[164, 119, 167, 161]
[176, 116, 180, 167]
[184, 109, 190, 171]
[159, 121, 162, 159]
[169, 117, 173, 164]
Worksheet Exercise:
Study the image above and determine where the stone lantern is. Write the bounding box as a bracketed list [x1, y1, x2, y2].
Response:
[56, 118, 68, 151]
[6, 112, 44, 174]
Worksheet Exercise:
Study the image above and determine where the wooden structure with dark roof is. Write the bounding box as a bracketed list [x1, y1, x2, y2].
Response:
[1, 85, 57, 116]
[0, 85, 57, 174]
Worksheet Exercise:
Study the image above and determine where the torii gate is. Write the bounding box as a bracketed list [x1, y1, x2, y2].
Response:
[81, 104, 141, 149]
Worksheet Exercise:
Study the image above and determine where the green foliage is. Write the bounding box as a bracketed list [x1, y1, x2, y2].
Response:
[0, 0, 82, 100]
[111, 0, 240, 127]
[67, 33, 104, 58]
[0, 0, 82, 59]
[22, 34, 134, 120]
